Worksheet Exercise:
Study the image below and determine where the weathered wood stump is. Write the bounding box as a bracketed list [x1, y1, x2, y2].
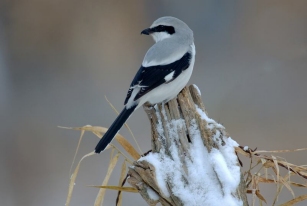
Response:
[127, 85, 248, 206]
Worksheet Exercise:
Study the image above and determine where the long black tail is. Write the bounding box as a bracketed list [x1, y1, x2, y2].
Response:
[95, 105, 137, 153]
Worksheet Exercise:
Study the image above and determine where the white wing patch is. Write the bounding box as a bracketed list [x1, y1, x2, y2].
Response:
[164, 71, 175, 82]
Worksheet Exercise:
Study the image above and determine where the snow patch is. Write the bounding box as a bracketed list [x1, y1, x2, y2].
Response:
[147, 186, 159, 200]
[138, 105, 242, 206]
[195, 105, 225, 130]
[192, 84, 201, 96]
[139, 153, 170, 197]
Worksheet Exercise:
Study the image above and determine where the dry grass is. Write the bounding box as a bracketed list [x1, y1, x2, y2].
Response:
[61, 99, 307, 205]
[236, 146, 307, 206]
[60, 125, 140, 206]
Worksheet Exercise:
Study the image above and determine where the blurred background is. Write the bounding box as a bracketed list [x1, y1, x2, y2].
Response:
[0, 0, 307, 205]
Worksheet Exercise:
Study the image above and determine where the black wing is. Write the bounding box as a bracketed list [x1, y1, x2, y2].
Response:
[124, 52, 191, 105]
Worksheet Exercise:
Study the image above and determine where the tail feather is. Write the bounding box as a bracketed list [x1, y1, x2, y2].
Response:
[95, 105, 137, 153]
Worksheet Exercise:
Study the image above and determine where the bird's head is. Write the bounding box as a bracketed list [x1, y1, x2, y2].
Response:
[141, 16, 192, 43]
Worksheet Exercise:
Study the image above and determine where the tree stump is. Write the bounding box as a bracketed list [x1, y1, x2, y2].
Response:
[127, 85, 248, 206]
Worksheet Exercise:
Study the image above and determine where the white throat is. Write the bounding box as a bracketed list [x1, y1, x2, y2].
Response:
[151, 32, 171, 42]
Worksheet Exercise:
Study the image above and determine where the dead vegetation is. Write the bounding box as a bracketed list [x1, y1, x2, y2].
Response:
[61, 85, 307, 206]
[236, 146, 307, 205]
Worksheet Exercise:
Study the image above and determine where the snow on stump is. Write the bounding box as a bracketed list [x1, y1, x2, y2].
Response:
[127, 85, 248, 206]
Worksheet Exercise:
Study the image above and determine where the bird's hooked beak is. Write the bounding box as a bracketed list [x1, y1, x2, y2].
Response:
[141, 28, 152, 35]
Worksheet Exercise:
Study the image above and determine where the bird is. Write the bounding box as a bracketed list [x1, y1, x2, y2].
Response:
[95, 16, 196, 153]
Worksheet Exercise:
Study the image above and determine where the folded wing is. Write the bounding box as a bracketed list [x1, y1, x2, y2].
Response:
[124, 52, 192, 105]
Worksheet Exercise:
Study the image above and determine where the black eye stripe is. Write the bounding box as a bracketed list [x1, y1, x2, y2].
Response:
[151, 25, 175, 35]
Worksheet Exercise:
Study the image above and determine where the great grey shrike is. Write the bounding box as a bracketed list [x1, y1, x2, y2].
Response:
[95, 16, 195, 153]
